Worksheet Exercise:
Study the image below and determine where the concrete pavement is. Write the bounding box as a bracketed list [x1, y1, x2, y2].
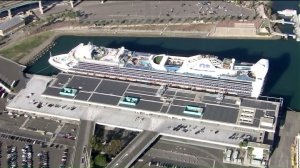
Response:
[71, 120, 94, 168]
[269, 111, 300, 168]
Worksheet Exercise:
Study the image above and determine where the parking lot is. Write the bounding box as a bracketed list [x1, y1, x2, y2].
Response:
[270, 111, 300, 168]
[0, 108, 79, 168]
[0, 111, 78, 146]
[133, 139, 225, 168]
[24, 117, 60, 133]
[133, 139, 256, 168]
[54, 123, 78, 147]
[74, 1, 256, 22]
[0, 112, 50, 142]
[0, 135, 73, 168]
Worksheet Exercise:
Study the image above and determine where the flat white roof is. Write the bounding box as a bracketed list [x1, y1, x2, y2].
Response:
[253, 147, 264, 160]
[6, 75, 265, 148]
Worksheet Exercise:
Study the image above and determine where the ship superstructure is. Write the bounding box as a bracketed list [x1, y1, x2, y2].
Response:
[49, 43, 269, 98]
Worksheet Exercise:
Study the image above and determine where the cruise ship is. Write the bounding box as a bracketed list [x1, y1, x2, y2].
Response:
[49, 43, 269, 98]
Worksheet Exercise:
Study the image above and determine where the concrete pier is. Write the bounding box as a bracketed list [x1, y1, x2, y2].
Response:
[272, 12, 300, 41]
[7, 9, 12, 19]
[38, 1, 43, 14]
[70, 1, 74, 8]
[270, 19, 295, 25]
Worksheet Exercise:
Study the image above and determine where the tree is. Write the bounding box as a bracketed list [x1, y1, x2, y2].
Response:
[103, 140, 122, 156]
[90, 136, 97, 146]
[239, 140, 248, 148]
[90, 136, 103, 151]
[94, 154, 107, 167]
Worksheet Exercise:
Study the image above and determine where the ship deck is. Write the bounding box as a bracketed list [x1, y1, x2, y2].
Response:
[69, 61, 254, 97]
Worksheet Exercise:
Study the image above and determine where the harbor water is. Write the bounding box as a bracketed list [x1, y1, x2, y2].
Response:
[25, 36, 300, 110]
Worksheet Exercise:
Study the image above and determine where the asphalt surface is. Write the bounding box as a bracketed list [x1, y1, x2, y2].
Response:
[72, 120, 94, 168]
[133, 138, 257, 168]
[269, 111, 300, 168]
[0, 112, 77, 168]
[0, 56, 27, 92]
[107, 131, 159, 168]
[25, 117, 60, 133]
[0, 100, 79, 168]
[0, 112, 51, 142]
[74, 1, 255, 21]
[0, 99, 6, 111]
[54, 123, 78, 147]
[0, 111, 78, 147]
[134, 139, 226, 168]
[30, 1, 255, 24]
[0, 136, 73, 168]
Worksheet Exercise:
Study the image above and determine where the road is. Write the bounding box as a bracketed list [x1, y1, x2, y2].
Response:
[269, 111, 300, 168]
[71, 120, 94, 168]
[107, 131, 159, 168]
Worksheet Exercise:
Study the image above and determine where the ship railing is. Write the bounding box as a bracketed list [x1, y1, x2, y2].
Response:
[79, 62, 236, 81]
[71, 65, 252, 97]
[76, 61, 253, 85]
[74, 62, 254, 92]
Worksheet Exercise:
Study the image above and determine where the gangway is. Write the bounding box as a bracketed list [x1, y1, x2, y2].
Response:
[270, 19, 295, 25]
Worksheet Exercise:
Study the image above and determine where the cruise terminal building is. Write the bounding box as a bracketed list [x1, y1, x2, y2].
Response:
[6, 73, 282, 167]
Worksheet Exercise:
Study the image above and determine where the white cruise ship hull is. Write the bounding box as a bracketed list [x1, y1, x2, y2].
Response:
[48, 43, 269, 98]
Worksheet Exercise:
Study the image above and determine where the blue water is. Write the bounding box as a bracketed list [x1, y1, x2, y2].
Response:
[24, 1, 300, 110]
[25, 36, 300, 110]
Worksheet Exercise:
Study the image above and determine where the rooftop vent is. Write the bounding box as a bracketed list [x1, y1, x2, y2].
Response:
[183, 105, 204, 116]
[59, 87, 78, 97]
[119, 96, 140, 106]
